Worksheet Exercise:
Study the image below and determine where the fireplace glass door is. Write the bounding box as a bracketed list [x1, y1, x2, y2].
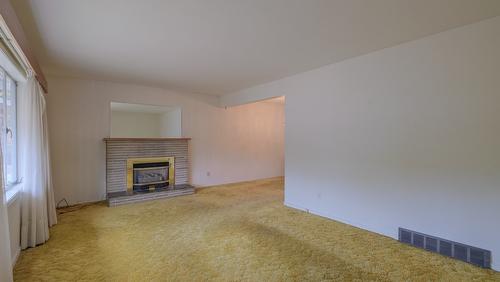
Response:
[133, 162, 169, 190]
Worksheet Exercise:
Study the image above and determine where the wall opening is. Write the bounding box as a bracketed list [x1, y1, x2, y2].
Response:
[110, 102, 182, 138]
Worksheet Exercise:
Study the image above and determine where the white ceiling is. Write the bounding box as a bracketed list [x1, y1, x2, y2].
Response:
[13, 0, 500, 96]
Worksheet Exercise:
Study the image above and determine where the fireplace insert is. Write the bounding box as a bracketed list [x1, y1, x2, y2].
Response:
[133, 161, 169, 191]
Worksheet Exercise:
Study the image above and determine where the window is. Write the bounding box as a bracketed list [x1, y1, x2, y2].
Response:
[0, 67, 17, 189]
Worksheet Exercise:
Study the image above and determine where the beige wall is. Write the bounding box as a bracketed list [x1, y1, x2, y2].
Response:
[110, 111, 162, 138]
[46, 76, 284, 204]
[159, 109, 182, 137]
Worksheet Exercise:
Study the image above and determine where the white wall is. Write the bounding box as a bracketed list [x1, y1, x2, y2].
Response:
[221, 17, 500, 270]
[110, 111, 162, 138]
[46, 76, 284, 204]
[159, 108, 182, 137]
[7, 195, 20, 266]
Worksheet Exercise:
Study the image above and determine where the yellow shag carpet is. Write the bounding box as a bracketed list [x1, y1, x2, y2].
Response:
[14, 178, 500, 281]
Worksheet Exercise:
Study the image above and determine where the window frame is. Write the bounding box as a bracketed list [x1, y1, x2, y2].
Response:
[0, 66, 18, 191]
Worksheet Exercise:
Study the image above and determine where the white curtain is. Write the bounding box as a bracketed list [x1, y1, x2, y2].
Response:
[0, 138, 13, 281]
[18, 76, 57, 249]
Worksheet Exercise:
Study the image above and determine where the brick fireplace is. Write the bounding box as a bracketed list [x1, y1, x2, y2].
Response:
[104, 138, 194, 206]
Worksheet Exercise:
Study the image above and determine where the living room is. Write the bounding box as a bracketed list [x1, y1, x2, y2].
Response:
[1, 1, 500, 281]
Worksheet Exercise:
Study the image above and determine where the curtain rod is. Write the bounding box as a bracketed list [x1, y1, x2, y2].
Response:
[0, 15, 33, 75]
[0, 0, 48, 92]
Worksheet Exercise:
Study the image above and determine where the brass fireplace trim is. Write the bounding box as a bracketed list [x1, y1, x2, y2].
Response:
[126, 157, 175, 192]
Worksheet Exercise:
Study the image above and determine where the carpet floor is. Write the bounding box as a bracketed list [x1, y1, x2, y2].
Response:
[14, 178, 500, 281]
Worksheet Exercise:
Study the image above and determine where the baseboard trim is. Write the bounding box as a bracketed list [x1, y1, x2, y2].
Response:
[284, 201, 397, 240]
[11, 245, 20, 268]
[283, 201, 307, 212]
[196, 176, 284, 191]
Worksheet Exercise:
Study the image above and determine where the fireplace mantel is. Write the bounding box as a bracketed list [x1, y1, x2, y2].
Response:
[104, 137, 191, 142]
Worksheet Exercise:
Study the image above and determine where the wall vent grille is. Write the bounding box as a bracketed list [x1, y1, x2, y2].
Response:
[398, 228, 491, 268]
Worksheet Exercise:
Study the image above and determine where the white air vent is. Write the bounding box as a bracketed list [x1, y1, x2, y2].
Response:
[398, 228, 491, 268]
